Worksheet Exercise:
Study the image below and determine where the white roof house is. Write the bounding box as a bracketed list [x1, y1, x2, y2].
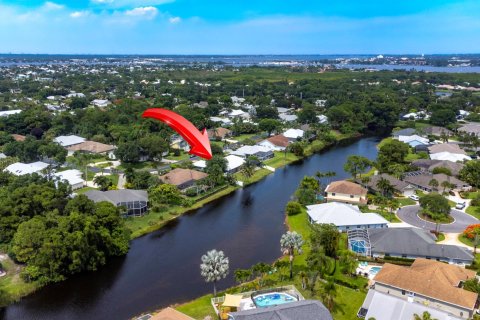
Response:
[53, 169, 84, 190]
[398, 134, 429, 147]
[317, 115, 328, 124]
[210, 117, 233, 126]
[67, 93, 85, 98]
[91, 99, 111, 108]
[306, 202, 388, 232]
[230, 145, 271, 158]
[279, 114, 298, 122]
[283, 129, 304, 140]
[4, 161, 49, 176]
[430, 152, 472, 162]
[228, 109, 247, 117]
[0, 110, 22, 117]
[54, 135, 86, 147]
[193, 155, 245, 173]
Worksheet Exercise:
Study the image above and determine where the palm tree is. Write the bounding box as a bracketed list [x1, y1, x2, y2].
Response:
[242, 156, 257, 180]
[376, 177, 395, 198]
[413, 311, 438, 320]
[280, 231, 304, 279]
[94, 175, 111, 191]
[439, 131, 449, 143]
[440, 180, 453, 194]
[320, 280, 337, 312]
[298, 271, 308, 290]
[234, 269, 252, 285]
[428, 179, 439, 192]
[200, 249, 229, 296]
[251, 262, 272, 287]
[306, 249, 332, 295]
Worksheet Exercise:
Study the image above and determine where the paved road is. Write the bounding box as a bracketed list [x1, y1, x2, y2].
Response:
[397, 205, 479, 233]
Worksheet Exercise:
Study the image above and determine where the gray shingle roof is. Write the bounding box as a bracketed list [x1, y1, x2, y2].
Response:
[368, 228, 473, 262]
[392, 128, 416, 137]
[363, 174, 414, 193]
[84, 189, 148, 205]
[229, 300, 333, 320]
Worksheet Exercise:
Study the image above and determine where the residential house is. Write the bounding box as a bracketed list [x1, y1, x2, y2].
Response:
[159, 168, 208, 190]
[459, 123, 480, 136]
[53, 169, 84, 190]
[91, 99, 111, 108]
[0, 110, 21, 117]
[411, 159, 465, 177]
[207, 128, 232, 140]
[4, 161, 49, 176]
[350, 228, 473, 264]
[307, 202, 388, 232]
[361, 173, 415, 197]
[402, 111, 427, 120]
[363, 259, 478, 319]
[230, 145, 274, 161]
[392, 128, 416, 138]
[210, 116, 233, 126]
[430, 152, 471, 162]
[279, 114, 298, 122]
[283, 129, 304, 142]
[193, 155, 245, 174]
[150, 307, 194, 320]
[170, 136, 190, 152]
[397, 135, 429, 147]
[317, 114, 328, 124]
[422, 126, 453, 137]
[229, 300, 333, 320]
[66, 92, 86, 98]
[404, 173, 470, 192]
[258, 134, 290, 151]
[359, 290, 464, 320]
[428, 143, 467, 155]
[325, 180, 368, 205]
[67, 141, 117, 159]
[84, 189, 148, 217]
[54, 135, 86, 147]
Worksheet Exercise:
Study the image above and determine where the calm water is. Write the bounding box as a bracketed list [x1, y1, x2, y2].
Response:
[2, 137, 379, 320]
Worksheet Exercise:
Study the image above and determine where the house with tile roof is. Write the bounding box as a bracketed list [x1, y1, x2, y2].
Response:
[159, 168, 208, 190]
[365, 259, 478, 319]
[325, 180, 368, 204]
[258, 134, 290, 151]
[361, 173, 416, 197]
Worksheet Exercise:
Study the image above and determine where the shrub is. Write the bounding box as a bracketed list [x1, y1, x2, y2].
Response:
[185, 188, 198, 197]
[463, 224, 480, 239]
[285, 201, 303, 216]
[471, 195, 480, 207]
[172, 148, 181, 156]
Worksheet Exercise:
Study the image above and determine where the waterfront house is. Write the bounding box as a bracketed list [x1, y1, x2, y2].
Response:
[229, 300, 333, 320]
[397, 135, 429, 147]
[283, 129, 304, 142]
[230, 145, 274, 161]
[258, 134, 290, 151]
[325, 180, 368, 205]
[349, 228, 473, 264]
[392, 128, 416, 138]
[306, 202, 388, 232]
[4, 161, 49, 176]
[159, 168, 208, 190]
[193, 155, 245, 174]
[361, 173, 415, 197]
[411, 159, 465, 177]
[361, 259, 478, 319]
[84, 189, 148, 217]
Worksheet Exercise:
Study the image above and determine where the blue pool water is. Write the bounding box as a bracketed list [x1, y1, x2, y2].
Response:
[369, 267, 382, 275]
[253, 293, 297, 307]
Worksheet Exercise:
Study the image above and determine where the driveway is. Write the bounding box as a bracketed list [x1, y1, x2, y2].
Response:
[397, 205, 479, 233]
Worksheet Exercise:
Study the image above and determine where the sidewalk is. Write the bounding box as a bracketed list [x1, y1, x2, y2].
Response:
[437, 233, 474, 251]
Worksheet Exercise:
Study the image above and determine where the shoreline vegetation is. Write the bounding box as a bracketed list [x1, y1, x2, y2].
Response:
[0, 132, 359, 308]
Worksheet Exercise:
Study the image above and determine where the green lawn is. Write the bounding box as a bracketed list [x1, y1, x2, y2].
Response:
[459, 234, 474, 247]
[164, 152, 191, 161]
[117, 161, 157, 171]
[235, 168, 272, 186]
[75, 187, 96, 194]
[466, 206, 480, 220]
[397, 197, 416, 206]
[436, 233, 445, 242]
[263, 152, 300, 168]
[176, 294, 218, 319]
[106, 174, 119, 186]
[0, 255, 41, 307]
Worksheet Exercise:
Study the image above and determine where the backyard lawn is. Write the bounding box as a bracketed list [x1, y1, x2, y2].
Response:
[263, 152, 300, 168]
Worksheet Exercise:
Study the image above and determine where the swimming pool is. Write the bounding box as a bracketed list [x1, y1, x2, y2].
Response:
[369, 266, 382, 276]
[253, 292, 298, 307]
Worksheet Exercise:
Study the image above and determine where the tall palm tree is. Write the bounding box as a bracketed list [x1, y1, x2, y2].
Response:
[428, 179, 439, 192]
[280, 231, 304, 279]
[413, 311, 438, 320]
[320, 280, 337, 312]
[376, 177, 395, 198]
[94, 175, 111, 191]
[200, 249, 229, 296]
[298, 271, 308, 290]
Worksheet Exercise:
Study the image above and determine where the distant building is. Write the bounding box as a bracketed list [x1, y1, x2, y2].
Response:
[230, 145, 274, 161]
[0, 110, 22, 117]
[397, 135, 429, 147]
[459, 123, 480, 136]
[361, 173, 415, 197]
[54, 169, 84, 190]
[207, 127, 232, 140]
[4, 161, 49, 176]
[11, 134, 26, 142]
[54, 135, 86, 147]
[283, 129, 304, 141]
[91, 99, 111, 108]
[84, 189, 148, 217]
[428, 143, 467, 155]
[279, 114, 298, 122]
[67, 141, 116, 159]
[404, 173, 470, 192]
[193, 155, 245, 174]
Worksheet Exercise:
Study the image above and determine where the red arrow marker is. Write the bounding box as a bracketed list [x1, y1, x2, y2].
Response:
[142, 108, 212, 160]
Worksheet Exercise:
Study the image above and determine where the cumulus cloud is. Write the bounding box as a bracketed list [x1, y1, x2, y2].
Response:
[169, 16, 181, 24]
[91, 0, 173, 8]
[125, 6, 158, 19]
[91, 0, 114, 3]
[42, 1, 64, 11]
[70, 11, 90, 18]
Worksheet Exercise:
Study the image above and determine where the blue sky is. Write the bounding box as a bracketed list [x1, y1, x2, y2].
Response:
[0, 0, 479, 54]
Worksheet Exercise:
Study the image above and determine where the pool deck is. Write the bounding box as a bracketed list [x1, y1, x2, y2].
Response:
[356, 263, 383, 280]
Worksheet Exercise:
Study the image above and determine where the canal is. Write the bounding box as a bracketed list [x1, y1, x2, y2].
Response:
[2, 137, 379, 320]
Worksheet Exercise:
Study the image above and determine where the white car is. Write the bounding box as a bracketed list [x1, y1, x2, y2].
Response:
[456, 202, 466, 210]
[409, 195, 420, 201]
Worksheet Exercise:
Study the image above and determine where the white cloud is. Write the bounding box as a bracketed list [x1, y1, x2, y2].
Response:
[42, 1, 64, 11]
[70, 11, 90, 18]
[91, 0, 173, 8]
[91, 0, 114, 3]
[169, 16, 181, 24]
[125, 6, 158, 19]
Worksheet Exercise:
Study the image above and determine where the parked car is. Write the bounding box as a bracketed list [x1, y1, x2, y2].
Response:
[455, 202, 466, 209]
[409, 195, 420, 201]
